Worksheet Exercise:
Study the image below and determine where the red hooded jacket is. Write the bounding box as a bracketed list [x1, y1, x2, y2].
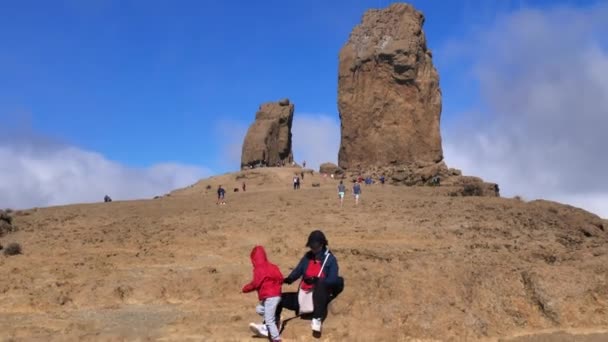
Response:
[242, 246, 284, 300]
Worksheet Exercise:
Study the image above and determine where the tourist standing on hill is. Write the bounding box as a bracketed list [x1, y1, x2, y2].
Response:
[217, 185, 226, 205]
[353, 181, 361, 205]
[242, 182, 247, 192]
[337, 181, 346, 207]
[281, 230, 343, 337]
[380, 175, 385, 186]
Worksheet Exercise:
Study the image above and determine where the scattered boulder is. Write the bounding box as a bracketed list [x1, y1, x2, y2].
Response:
[0, 210, 12, 225]
[3, 242, 21, 256]
[445, 176, 500, 197]
[0, 210, 17, 237]
[448, 168, 462, 176]
[338, 3, 443, 170]
[0, 220, 12, 236]
[241, 99, 295, 169]
[319, 162, 344, 176]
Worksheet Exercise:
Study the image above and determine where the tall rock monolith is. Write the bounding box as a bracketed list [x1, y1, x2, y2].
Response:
[338, 3, 443, 170]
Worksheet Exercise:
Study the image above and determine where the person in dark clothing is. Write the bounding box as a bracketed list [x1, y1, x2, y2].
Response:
[217, 185, 226, 205]
[293, 175, 301, 190]
[280, 230, 343, 337]
[353, 181, 362, 205]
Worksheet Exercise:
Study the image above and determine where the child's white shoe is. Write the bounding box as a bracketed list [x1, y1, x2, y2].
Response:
[248, 322, 268, 337]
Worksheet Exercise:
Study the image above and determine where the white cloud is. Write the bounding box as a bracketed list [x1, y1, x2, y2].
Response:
[0, 139, 210, 209]
[292, 113, 340, 171]
[214, 119, 248, 172]
[442, 4, 608, 218]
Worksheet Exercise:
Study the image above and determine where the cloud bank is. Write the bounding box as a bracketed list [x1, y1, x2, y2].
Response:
[215, 119, 249, 172]
[442, 4, 608, 218]
[0, 138, 210, 209]
[292, 114, 340, 171]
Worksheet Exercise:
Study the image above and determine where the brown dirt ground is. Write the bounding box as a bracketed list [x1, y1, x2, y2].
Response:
[1, 167, 607, 341]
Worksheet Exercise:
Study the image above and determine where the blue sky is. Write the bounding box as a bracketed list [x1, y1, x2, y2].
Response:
[0, 0, 566, 167]
[1, 0, 607, 216]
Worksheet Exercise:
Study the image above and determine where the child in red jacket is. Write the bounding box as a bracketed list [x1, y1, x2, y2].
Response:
[243, 246, 284, 342]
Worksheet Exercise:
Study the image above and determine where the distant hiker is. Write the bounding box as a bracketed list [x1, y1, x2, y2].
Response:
[217, 185, 226, 205]
[337, 181, 346, 207]
[380, 175, 385, 185]
[353, 181, 362, 205]
[301, 171, 305, 181]
[293, 175, 301, 190]
[242, 182, 247, 192]
[302, 160, 306, 168]
[104, 195, 112, 203]
[243, 246, 284, 342]
[280, 230, 344, 337]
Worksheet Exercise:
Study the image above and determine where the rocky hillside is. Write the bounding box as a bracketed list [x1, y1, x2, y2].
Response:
[1, 167, 606, 341]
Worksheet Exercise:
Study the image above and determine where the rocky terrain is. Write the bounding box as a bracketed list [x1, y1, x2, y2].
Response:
[241, 99, 295, 169]
[1, 167, 607, 341]
[338, 3, 443, 170]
